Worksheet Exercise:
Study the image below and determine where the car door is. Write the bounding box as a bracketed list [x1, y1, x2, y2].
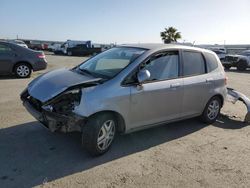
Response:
[0, 44, 16, 73]
[181, 50, 211, 117]
[128, 50, 183, 130]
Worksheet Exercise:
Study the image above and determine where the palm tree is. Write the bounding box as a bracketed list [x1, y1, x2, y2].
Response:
[160, 27, 182, 44]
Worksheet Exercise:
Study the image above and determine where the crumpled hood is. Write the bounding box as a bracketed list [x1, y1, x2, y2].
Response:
[28, 68, 101, 103]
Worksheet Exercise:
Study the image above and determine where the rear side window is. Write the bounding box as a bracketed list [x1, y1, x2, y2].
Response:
[204, 53, 218, 72]
[183, 51, 205, 76]
[0, 44, 12, 53]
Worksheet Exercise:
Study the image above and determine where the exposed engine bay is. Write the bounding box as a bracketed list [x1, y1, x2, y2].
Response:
[21, 86, 91, 133]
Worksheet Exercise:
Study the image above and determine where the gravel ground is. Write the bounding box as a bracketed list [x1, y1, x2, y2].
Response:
[0, 53, 249, 188]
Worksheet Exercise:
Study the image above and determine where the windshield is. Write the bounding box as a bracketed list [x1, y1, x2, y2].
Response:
[78, 47, 146, 78]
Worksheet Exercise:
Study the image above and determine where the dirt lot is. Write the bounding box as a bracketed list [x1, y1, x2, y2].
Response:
[0, 53, 249, 188]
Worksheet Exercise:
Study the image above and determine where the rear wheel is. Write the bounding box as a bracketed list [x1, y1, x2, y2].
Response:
[82, 113, 116, 156]
[14, 63, 32, 78]
[237, 60, 247, 71]
[201, 96, 222, 124]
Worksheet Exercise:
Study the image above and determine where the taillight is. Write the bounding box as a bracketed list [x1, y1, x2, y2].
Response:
[37, 54, 45, 59]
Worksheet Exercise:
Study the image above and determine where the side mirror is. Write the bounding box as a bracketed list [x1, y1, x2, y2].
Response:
[137, 69, 150, 83]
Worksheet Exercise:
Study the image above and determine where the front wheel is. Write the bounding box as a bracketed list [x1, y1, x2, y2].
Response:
[201, 96, 222, 124]
[82, 113, 116, 156]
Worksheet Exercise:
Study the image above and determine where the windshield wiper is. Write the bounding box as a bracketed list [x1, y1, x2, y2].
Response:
[78, 68, 111, 80]
[78, 68, 97, 77]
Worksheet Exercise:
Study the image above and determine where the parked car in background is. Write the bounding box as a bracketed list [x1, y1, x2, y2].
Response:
[223, 50, 250, 71]
[43, 43, 49, 51]
[209, 47, 227, 54]
[21, 44, 227, 156]
[211, 49, 227, 61]
[9, 40, 28, 48]
[55, 40, 91, 55]
[0, 41, 47, 78]
[66, 44, 102, 56]
[48, 43, 62, 52]
[29, 41, 44, 50]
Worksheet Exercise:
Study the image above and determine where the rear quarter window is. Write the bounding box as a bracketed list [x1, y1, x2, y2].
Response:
[204, 52, 219, 72]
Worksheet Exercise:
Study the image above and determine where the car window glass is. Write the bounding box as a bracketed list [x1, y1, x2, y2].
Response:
[0, 44, 12, 53]
[183, 51, 205, 76]
[79, 47, 146, 78]
[205, 53, 218, 72]
[95, 59, 130, 70]
[143, 51, 179, 81]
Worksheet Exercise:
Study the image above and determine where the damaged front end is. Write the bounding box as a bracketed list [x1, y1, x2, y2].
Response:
[227, 88, 250, 122]
[20, 87, 85, 132]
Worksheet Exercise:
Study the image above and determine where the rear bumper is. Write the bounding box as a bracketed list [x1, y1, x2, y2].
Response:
[33, 60, 47, 71]
[22, 98, 85, 132]
[227, 88, 250, 122]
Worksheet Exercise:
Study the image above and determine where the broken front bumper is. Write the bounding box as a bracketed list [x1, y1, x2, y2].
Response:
[22, 99, 85, 132]
[227, 88, 250, 122]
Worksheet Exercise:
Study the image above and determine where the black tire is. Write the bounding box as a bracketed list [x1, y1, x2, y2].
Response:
[200, 96, 222, 124]
[223, 64, 231, 70]
[237, 60, 247, 71]
[82, 113, 116, 156]
[14, 63, 32, 78]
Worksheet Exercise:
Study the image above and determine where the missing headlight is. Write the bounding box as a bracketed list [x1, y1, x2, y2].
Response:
[43, 88, 82, 114]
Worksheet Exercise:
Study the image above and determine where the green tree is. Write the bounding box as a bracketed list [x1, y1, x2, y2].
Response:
[160, 27, 182, 44]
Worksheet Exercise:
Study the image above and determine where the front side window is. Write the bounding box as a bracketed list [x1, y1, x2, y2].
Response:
[183, 51, 205, 76]
[79, 47, 146, 79]
[142, 51, 179, 81]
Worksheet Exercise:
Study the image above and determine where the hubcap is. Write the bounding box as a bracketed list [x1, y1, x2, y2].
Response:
[97, 120, 115, 151]
[17, 65, 30, 77]
[207, 100, 220, 120]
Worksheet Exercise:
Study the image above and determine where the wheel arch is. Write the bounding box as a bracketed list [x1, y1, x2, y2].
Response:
[12, 61, 33, 73]
[87, 110, 126, 133]
[211, 94, 224, 106]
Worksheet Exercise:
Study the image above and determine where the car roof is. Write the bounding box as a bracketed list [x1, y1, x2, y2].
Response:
[119, 43, 210, 53]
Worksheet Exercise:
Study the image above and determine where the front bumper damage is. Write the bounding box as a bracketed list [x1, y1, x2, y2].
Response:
[21, 89, 85, 132]
[227, 88, 250, 122]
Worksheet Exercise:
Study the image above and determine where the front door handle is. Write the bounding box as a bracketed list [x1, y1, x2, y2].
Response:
[170, 83, 181, 88]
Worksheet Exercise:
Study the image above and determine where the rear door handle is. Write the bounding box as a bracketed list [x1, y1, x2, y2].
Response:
[170, 83, 181, 88]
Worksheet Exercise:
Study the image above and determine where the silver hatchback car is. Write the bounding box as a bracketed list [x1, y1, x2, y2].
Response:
[21, 44, 227, 156]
